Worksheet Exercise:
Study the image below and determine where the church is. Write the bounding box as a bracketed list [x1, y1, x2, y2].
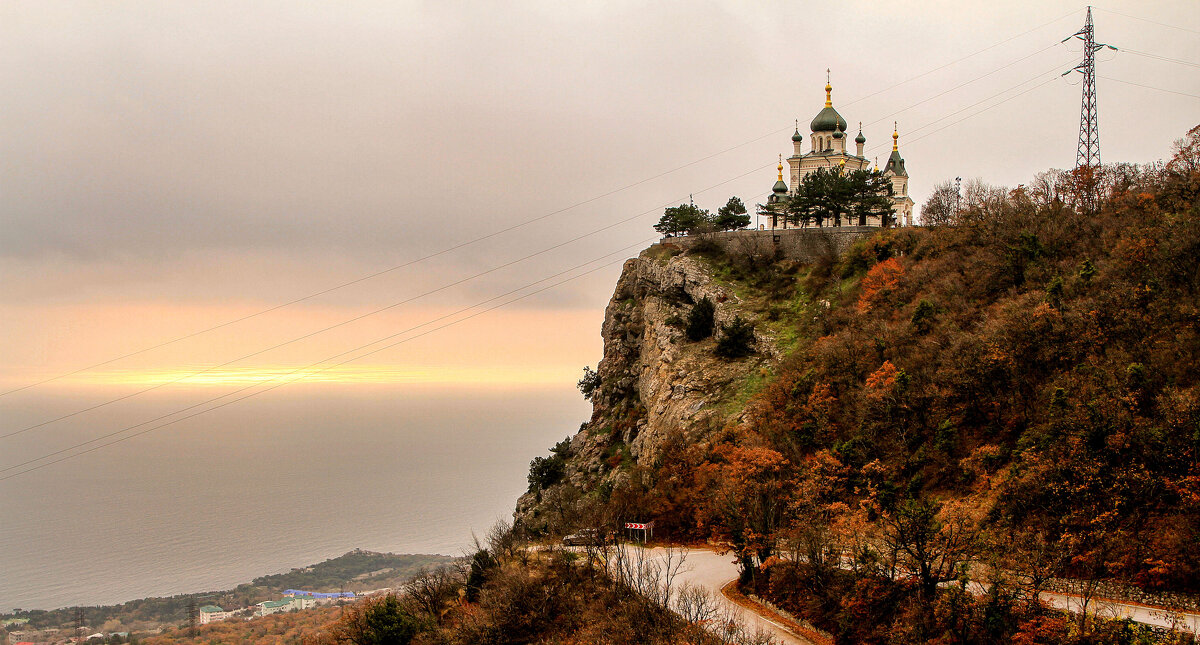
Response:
[764, 76, 914, 228]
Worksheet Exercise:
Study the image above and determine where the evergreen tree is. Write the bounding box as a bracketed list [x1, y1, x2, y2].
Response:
[714, 316, 755, 358]
[786, 167, 894, 227]
[685, 297, 716, 341]
[714, 196, 750, 231]
[335, 594, 426, 645]
[576, 366, 600, 401]
[654, 203, 710, 236]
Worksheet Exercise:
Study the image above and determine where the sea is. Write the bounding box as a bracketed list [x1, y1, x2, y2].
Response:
[0, 384, 588, 611]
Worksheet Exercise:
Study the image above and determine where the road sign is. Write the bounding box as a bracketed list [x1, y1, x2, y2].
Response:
[623, 521, 655, 542]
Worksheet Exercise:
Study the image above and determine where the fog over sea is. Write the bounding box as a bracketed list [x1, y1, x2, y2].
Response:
[0, 384, 588, 611]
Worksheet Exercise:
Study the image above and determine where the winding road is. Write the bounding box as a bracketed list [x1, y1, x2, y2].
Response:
[632, 546, 1199, 643]
[634, 546, 816, 645]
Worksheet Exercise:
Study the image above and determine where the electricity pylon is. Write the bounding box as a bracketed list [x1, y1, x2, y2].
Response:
[1063, 6, 1117, 213]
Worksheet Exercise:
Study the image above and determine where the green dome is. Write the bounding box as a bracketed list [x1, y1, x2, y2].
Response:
[855, 130, 866, 144]
[791, 129, 804, 142]
[832, 127, 844, 139]
[810, 106, 847, 133]
[772, 179, 789, 194]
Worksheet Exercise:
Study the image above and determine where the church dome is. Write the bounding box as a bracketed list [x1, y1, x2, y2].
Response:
[855, 130, 866, 144]
[811, 79, 847, 133]
[792, 128, 804, 142]
[810, 107, 847, 133]
[832, 125, 844, 139]
[770, 160, 788, 200]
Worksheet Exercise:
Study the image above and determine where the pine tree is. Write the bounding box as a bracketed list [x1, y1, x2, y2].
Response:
[786, 167, 894, 227]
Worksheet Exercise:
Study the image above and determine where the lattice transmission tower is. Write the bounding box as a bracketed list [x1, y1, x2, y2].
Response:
[1064, 6, 1116, 170]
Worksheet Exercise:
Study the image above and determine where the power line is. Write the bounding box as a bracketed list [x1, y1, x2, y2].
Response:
[0, 243, 654, 482]
[861, 41, 1064, 130]
[863, 62, 1069, 158]
[1119, 47, 1200, 69]
[1093, 6, 1200, 36]
[2, 22, 1105, 448]
[0, 15, 1091, 400]
[0, 129, 787, 401]
[0, 42, 1119, 478]
[0, 165, 769, 441]
[5, 60, 1079, 448]
[1099, 75, 1200, 100]
[0, 237, 652, 477]
[12, 46, 1063, 437]
[901, 76, 1062, 150]
[840, 7, 1081, 110]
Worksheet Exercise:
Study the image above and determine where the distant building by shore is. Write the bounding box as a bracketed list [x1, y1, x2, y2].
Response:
[257, 597, 315, 617]
[199, 604, 235, 625]
[284, 589, 356, 603]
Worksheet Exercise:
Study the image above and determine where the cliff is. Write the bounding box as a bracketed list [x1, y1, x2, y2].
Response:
[514, 242, 785, 530]
[512, 144, 1200, 599]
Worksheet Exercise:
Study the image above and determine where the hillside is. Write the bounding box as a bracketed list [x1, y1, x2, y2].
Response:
[516, 126, 1200, 643]
[137, 536, 736, 645]
[1, 551, 454, 638]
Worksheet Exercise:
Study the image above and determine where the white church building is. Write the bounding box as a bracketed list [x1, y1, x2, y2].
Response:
[764, 76, 914, 228]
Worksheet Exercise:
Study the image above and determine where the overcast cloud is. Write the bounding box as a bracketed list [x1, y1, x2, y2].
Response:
[0, 1, 1196, 377]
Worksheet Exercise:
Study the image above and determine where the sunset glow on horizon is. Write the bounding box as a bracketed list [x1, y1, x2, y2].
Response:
[0, 301, 604, 393]
[28, 363, 584, 389]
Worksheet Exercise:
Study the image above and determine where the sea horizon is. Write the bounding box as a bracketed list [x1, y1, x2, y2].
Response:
[0, 383, 589, 611]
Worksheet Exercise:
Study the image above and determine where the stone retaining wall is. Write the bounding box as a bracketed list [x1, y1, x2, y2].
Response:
[1043, 578, 1200, 612]
[660, 227, 879, 264]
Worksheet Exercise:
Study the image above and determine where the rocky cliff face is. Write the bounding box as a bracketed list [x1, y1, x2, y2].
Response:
[515, 244, 778, 529]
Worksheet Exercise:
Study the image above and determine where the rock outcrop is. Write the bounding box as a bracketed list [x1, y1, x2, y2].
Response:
[515, 244, 777, 529]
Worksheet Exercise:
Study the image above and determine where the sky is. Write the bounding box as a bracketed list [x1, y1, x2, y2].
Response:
[0, 0, 1196, 397]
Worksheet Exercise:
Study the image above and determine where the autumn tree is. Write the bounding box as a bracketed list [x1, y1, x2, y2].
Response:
[920, 179, 960, 226]
[881, 498, 980, 602]
[700, 443, 791, 581]
[1167, 124, 1200, 176]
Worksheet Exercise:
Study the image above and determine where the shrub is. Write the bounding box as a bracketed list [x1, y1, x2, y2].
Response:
[527, 438, 571, 493]
[685, 297, 716, 341]
[714, 316, 755, 358]
[577, 366, 601, 401]
[910, 299, 937, 334]
[685, 236, 723, 256]
[331, 594, 426, 645]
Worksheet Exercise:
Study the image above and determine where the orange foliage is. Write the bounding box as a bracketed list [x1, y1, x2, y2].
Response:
[863, 361, 898, 391]
[804, 382, 837, 419]
[856, 256, 904, 312]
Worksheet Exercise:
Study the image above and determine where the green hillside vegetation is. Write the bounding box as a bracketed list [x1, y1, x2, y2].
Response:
[249, 550, 453, 592]
[524, 125, 1200, 644]
[2, 551, 454, 635]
